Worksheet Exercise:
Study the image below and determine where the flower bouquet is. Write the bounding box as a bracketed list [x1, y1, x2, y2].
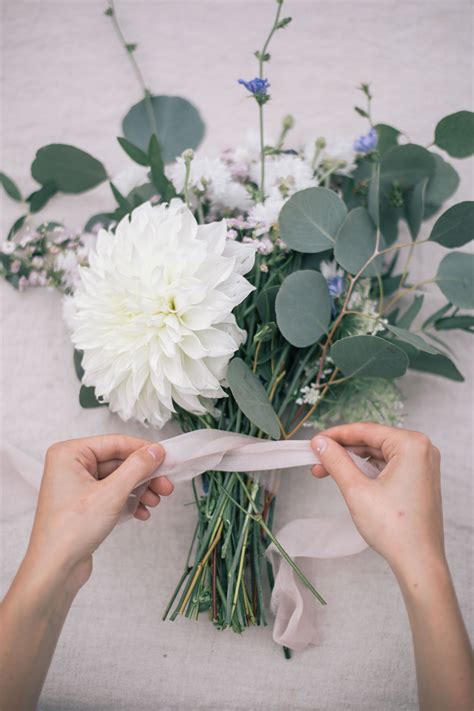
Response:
[1, 0, 473, 653]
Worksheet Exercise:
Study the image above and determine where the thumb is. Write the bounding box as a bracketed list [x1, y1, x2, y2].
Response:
[311, 435, 367, 496]
[102, 443, 165, 506]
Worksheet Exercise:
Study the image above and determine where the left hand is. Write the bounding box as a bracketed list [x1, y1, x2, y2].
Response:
[25, 435, 173, 592]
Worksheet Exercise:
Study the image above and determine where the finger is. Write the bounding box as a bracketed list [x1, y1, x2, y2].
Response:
[311, 435, 369, 494]
[148, 476, 174, 497]
[140, 489, 161, 507]
[311, 464, 328, 478]
[74, 434, 156, 463]
[97, 459, 123, 478]
[320, 423, 406, 459]
[103, 444, 165, 505]
[134, 503, 150, 521]
[348, 445, 384, 461]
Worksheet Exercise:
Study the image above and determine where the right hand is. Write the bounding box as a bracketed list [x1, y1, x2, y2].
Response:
[311, 423, 444, 579]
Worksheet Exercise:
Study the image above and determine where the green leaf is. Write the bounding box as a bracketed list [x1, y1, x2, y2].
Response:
[226, 358, 280, 439]
[127, 183, 157, 208]
[334, 207, 384, 276]
[73, 349, 85, 381]
[7, 215, 27, 240]
[424, 153, 459, 208]
[435, 315, 474, 332]
[0, 172, 22, 201]
[31, 144, 108, 193]
[374, 124, 400, 155]
[330, 335, 409, 378]
[148, 135, 176, 202]
[275, 270, 331, 347]
[27, 181, 58, 213]
[79, 385, 107, 408]
[384, 324, 439, 354]
[397, 295, 424, 329]
[407, 349, 464, 382]
[429, 201, 474, 248]
[278, 187, 347, 253]
[122, 95, 205, 162]
[110, 181, 132, 212]
[117, 137, 149, 166]
[380, 144, 435, 189]
[422, 302, 452, 329]
[84, 213, 115, 233]
[405, 179, 428, 240]
[256, 285, 279, 322]
[436, 252, 474, 308]
[434, 111, 474, 158]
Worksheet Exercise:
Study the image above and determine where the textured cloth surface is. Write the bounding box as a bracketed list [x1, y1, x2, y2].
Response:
[0, 1, 473, 709]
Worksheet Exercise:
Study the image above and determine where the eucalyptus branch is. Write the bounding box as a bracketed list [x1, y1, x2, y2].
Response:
[105, 0, 158, 139]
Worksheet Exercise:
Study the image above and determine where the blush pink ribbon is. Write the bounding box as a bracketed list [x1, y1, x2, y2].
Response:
[1, 430, 378, 651]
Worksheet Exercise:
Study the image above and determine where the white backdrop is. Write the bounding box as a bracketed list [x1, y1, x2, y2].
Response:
[1, 1, 473, 709]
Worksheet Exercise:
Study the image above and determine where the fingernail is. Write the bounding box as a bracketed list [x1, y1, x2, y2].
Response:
[148, 444, 164, 462]
[312, 435, 328, 454]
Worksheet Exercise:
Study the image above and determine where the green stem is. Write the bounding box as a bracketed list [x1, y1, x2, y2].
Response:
[107, 0, 158, 139]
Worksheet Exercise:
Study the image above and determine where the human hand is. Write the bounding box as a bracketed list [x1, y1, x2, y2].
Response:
[25, 434, 173, 594]
[311, 423, 444, 580]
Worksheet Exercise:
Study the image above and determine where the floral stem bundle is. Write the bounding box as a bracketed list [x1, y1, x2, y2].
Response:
[1, 0, 473, 653]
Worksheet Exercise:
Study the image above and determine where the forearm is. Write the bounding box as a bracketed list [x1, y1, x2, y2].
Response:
[0, 554, 78, 711]
[394, 554, 472, 711]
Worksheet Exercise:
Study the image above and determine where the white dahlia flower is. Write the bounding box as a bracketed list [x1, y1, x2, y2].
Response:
[66, 200, 256, 427]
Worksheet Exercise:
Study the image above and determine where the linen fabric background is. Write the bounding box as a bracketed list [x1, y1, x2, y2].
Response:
[0, 1, 472, 709]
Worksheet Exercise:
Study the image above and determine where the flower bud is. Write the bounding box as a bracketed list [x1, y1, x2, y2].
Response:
[282, 114, 294, 129]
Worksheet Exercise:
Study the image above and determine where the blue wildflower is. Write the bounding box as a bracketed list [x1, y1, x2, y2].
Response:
[327, 275, 345, 299]
[353, 127, 378, 153]
[238, 77, 270, 97]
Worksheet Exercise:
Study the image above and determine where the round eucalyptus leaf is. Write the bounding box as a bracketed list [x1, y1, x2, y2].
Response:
[380, 144, 435, 189]
[429, 201, 474, 248]
[330, 335, 409, 378]
[31, 144, 107, 193]
[425, 153, 460, 207]
[374, 124, 400, 154]
[334, 207, 384, 276]
[226, 358, 280, 440]
[436, 252, 474, 308]
[279, 187, 347, 253]
[434, 111, 474, 158]
[122, 95, 205, 162]
[275, 270, 331, 347]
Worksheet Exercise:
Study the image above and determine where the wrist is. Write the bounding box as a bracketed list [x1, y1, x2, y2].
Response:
[8, 549, 80, 618]
[390, 547, 452, 600]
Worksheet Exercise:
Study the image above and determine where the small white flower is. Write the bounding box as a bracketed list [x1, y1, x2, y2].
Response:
[66, 201, 256, 428]
[112, 164, 150, 196]
[297, 383, 321, 406]
[167, 156, 251, 212]
[320, 260, 344, 281]
[304, 137, 357, 176]
[1, 241, 16, 255]
[248, 198, 285, 235]
[250, 154, 316, 201]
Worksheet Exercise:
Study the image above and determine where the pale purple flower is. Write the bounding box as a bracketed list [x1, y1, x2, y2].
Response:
[354, 127, 378, 153]
[18, 276, 28, 291]
[10, 259, 21, 274]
